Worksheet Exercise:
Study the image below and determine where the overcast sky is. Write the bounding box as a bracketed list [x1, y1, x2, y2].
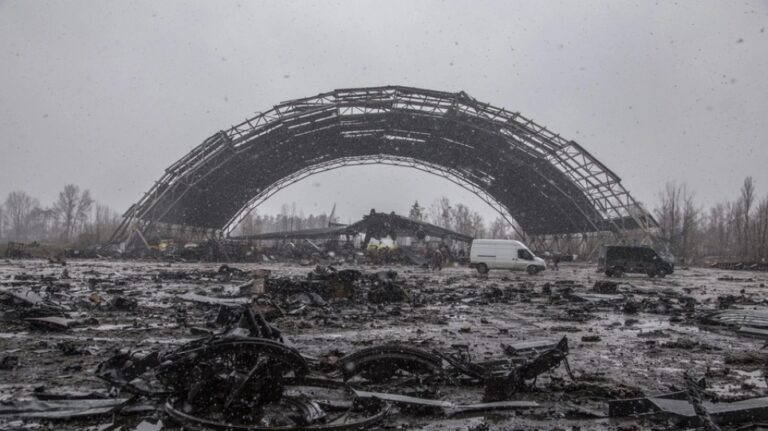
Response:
[1, 0, 766, 224]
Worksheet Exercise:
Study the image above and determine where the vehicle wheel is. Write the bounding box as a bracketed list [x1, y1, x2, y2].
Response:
[656, 268, 667, 278]
[605, 269, 614, 277]
[647, 270, 656, 278]
[527, 266, 539, 275]
[476, 264, 488, 275]
[612, 267, 624, 278]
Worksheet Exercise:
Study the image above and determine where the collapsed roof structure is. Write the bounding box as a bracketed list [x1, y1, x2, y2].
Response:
[111, 86, 656, 247]
[233, 210, 474, 245]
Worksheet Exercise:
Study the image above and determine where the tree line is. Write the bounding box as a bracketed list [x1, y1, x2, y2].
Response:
[407, 197, 507, 239]
[4, 176, 767, 264]
[655, 176, 768, 264]
[238, 203, 336, 236]
[236, 197, 504, 240]
[0, 185, 121, 246]
[414, 178, 768, 264]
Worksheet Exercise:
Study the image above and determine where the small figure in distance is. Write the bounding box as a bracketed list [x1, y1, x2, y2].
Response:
[430, 248, 444, 271]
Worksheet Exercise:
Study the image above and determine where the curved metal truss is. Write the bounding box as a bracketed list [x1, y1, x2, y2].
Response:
[111, 85, 656, 243]
[223, 155, 526, 238]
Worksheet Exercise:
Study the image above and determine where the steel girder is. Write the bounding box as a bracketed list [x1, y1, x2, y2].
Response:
[111, 86, 656, 243]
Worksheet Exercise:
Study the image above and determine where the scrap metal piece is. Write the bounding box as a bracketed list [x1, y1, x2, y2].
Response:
[282, 397, 327, 425]
[701, 309, 768, 329]
[685, 372, 721, 431]
[484, 336, 571, 401]
[609, 394, 768, 427]
[164, 396, 388, 431]
[353, 390, 538, 416]
[565, 292, 624, 304]
[0, 355, 20, 370]
[502, 339, 562, 357]
[158, 338, 309, 387]
[96, 349, 164, 393]
[229, 305, 283, 340]
[339, 344, 443, 382]
[0, 398, 129, 420]
[0, 289, 69, 316]
[25, 316, 97, 331]
[156, 337, 309, 419]
[283, 377, 357, 411]
[739, 326, 768, 338]
[436, 351, 487, 380]
[178, 292, 250, 307]
[26, 316, 72, 331]
[266, 266, 362, 301]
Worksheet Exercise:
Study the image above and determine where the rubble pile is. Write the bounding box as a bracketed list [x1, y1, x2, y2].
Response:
[1, 259, 768, 430]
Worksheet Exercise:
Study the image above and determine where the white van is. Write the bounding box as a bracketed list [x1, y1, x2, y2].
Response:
[469, 239, 546, 275]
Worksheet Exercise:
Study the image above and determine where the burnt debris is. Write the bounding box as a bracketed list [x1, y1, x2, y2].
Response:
[2, 259, 768, 430]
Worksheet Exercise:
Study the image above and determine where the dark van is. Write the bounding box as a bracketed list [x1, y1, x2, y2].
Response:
[598, 245, 674, 278]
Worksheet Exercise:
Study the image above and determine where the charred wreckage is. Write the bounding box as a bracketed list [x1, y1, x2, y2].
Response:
[3, 261, 768, 430]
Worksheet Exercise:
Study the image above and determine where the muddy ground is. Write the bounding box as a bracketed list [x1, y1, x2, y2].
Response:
[1, 259, 767, 430]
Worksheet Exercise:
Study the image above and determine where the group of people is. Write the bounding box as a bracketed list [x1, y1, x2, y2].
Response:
[427, 247, 447, 270]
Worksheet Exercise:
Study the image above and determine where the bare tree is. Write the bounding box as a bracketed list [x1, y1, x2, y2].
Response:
[680, 190, 700, 260]
[408, 201, 424, 221]
[239, 212, 259, 236]
[28, 207, 57, 241]
[428, 197, 454, 229]
[54, 184, 93, 241]
[289, 202, 297, 231]
[755, 195, 768, 261]
[654, 182, 699, 262]
[76, 189, 93, 234]
[93, 203, 120, 242]
[55, 185, 78, 241]
[295, 209, 305, 231]
[234, 205, 335, 236]
[452, 203, 473, 235]
[435, 201, 486, 238]
[4, 191, 39, 241]
[738, 177, 755, 259]
[469, 212, 485, 238]
[279, 204, 290, 231]
[489, 217, 510, 239]
[702, 203, 731, 259]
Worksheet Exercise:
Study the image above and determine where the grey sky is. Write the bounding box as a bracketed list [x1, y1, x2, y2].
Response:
[1, 0, 766, 223]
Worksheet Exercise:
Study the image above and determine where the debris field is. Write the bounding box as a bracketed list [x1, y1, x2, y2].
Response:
[1, 259, 768, 430]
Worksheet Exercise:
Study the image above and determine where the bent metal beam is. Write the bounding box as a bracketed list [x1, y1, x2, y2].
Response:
[111, 86, 656, 243]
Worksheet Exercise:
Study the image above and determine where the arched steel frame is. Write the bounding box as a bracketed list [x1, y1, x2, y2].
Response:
[222, 155, 526, 238]
[111, 86, 656, 244]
